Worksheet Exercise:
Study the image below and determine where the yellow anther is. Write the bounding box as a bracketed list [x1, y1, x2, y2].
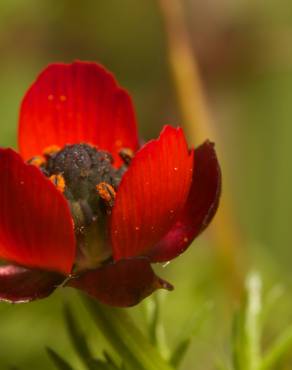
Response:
[119, 148, 134, 165]
[43, 145, 61, 157]
[28, 155, 46, 167]
[50, 174, 66, 193]
[96, 182, 116, 207]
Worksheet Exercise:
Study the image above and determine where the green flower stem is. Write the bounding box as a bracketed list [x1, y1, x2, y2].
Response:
[245, 272, 262, 370]
[82, 295, 175, 370]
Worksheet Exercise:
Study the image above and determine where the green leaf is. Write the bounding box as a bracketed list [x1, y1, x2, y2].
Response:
[170, 301, 213, 369]
[87, 355, 128, 370]
[63, 304, 93, 369]
[144, 293, 169, 359]
[46, 347, 74, 370]
[260, 326, 292, 370]
[103, 351, 120, 368]
[170, 338, 191, 368]
[82, 294, 175, 370]
[145, 295, 160, 345]
[87, 359, 116, 370]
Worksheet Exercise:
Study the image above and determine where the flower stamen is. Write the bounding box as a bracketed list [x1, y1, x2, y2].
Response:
[50, 174, 66, 193]
[119, 148, 134, 165]
[96, 182, 116, 207]
[43, 145, 61, 157]
[28, 155, 46, 167]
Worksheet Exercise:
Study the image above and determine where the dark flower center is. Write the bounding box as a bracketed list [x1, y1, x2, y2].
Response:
[42, 144, 126, 226]
[31, 143, 131, 270]
[47, 144, 119, 199]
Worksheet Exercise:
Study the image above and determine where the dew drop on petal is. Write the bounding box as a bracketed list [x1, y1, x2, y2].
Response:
[174, 167, 178, 171]
[48, 94, 54, 101]
[60, 95, 67, 102]
[135, 226, 140, 231]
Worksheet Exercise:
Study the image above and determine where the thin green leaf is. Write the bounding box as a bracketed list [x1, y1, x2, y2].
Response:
[260, 326, 292, 370]
[145, 293, 169, 359]
[170, 301, 213, 369]
[170, 338, 191, 368]
[82, 295, 175, 370]
[88, 356, 128, 370]
[145, 295, 160, 345]
[46, 347, 74, 370]
[87, 359, 115, 370]
[63, 304, 93, 369]
[103, 351, 120, 368]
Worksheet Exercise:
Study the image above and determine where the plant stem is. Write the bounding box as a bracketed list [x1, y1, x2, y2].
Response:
[157, 0, 245, 299]
[245, 273, 262, 370]
[83, 295, 175, 370]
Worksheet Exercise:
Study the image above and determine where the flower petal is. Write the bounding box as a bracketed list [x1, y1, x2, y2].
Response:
[68, 258, 173, 307]
[150, 141, 222, 262]
[0, 149, 76, 274]
[19, 61, 139, 165]
[0, 264, 63, 303]
[110, 125, 194, 260]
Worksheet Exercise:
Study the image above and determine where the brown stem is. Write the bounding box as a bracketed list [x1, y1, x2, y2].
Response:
[158, 0, 245, 299]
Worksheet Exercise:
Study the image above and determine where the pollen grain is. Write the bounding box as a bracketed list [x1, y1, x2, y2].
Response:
[50, 174, 66, 193]
[28, 155, 46, 167]
[119, 148, 134, 165]
[96, 182, 116, 207]
[43, 145, 61, 157]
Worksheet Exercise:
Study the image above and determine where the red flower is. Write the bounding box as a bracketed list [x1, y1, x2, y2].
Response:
[0, 61, 221, 307]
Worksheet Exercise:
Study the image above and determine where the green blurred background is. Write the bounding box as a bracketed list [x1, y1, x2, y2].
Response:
[1, 0, 292, 369]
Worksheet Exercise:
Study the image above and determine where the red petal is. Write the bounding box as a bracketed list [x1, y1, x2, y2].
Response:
[150, 141, 221, 262]
[68, 258, 173, 307]
[18, 61, 139, 165]
[110, 125, 194, 259]
[0, 149, 76, 274]
[0, 265, 63, 303]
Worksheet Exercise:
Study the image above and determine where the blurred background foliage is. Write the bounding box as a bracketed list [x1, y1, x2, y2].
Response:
[0, 0, 292, 369]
